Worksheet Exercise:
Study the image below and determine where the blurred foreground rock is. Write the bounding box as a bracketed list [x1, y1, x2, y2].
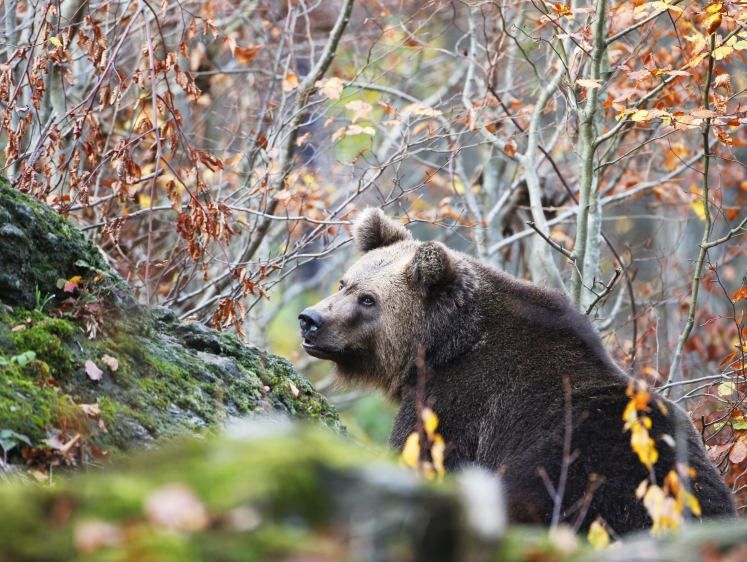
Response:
[0, 181, 342, 468]
[1, 424, 746, 562]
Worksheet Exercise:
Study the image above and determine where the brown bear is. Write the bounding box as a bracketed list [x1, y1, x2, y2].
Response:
[298, 209, 736, 534]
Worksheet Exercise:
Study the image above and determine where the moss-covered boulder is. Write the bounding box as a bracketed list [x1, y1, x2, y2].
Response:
[0, 426, 467, 562]
[2, 424, 746, 562]
[0, 181, 342, 466]
[0, 181, 134, 311]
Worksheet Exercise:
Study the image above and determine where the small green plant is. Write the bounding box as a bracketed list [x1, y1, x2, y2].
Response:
[34, 284, 54, 312]
[0, 351, 37, 368]
[0, 429, 31, 464]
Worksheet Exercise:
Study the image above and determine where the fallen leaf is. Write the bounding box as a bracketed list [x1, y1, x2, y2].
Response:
[64, 275, 84, 293]
[289, 382, 300, 399]
[89, 446, 111, 463]
[227, 506, 262, 532]
[47, 433, 82, 459]
[74, 521, 122, 554]
[101, 355, 119, 371]
[79, 404, 101, 418]
[144, 484, 209, 531]
[29, 469, 48, 482]
[11, 324, 26, 332]
[85, 360, 103, 381]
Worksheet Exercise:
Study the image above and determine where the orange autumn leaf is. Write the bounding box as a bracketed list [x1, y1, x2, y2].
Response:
[719, 351, 738, 369]
[733, 287, 747, 303]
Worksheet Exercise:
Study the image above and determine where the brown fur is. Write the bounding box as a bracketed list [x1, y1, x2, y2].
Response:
[299, 209, 736, 534]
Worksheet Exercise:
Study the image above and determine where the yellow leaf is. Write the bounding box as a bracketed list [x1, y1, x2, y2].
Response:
[49, 37, 63, 47]
[432, 434, 445, 481]
[630, 418, 658, 468]
[718, 382, 736, 396]
[643, 484, 679, 536]
[690, 199, 706, 221]
[622, 400, 638, 425]
[401, 433, 420, 468]
[686, 491, 702, 517]
[703, 12, 722, 35]
[587, 519, 610, 549]
[616, 109, 636, 121]
[713, 46, 733, 60]
[649, 1, 683, 12]
[631, 110, 650, 122]
[422, 407, 438, 439]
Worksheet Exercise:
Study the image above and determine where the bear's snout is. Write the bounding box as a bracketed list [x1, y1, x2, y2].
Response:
[298, 309, 324, 338]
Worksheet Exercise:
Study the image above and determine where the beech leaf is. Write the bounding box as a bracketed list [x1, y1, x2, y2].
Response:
[85, 360, 103, 381]
[282, 73, 298, 92]
[730, 440, 747, 464]
[732, 287, 747, 303]
[101, 354, 119, 371]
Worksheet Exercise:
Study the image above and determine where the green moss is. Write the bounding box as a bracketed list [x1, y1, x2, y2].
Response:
[0, 429, 410, 562]
[0, 182, 343, 468]
[0, 298, 342, 463]
[12, 324, 74, 381]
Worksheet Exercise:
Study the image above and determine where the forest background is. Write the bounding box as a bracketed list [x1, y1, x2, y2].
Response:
[2, 0, 747, 510]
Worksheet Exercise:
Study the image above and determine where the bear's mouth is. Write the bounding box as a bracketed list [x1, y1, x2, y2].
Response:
[302, 339, 339, 358]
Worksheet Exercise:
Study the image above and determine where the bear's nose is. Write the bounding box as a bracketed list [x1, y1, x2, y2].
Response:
[299, 309, 323, 337]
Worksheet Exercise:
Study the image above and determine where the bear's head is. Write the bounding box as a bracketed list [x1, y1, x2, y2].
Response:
[298, 208, 477, 399]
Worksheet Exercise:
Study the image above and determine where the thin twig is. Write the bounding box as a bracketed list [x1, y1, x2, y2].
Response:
[525, 221, 576, 262]
[585, 268, 623, 315]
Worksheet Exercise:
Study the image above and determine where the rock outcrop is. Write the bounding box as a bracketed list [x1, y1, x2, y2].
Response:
[0, 181, 342, 464]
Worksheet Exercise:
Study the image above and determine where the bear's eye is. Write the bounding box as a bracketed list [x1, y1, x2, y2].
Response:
[338, 280, 345, 291]
[359, 295, 375, 307]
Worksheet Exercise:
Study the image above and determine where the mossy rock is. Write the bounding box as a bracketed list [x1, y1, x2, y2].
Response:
[0, 181, 343, 464]
[0, 425, 468, 562]
[2, 424, 745, 562]
[0, 179, 133, 311]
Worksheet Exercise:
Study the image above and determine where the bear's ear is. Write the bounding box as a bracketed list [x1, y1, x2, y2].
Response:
[409, 242, 457, 296]
[353, 208, 412, 253]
